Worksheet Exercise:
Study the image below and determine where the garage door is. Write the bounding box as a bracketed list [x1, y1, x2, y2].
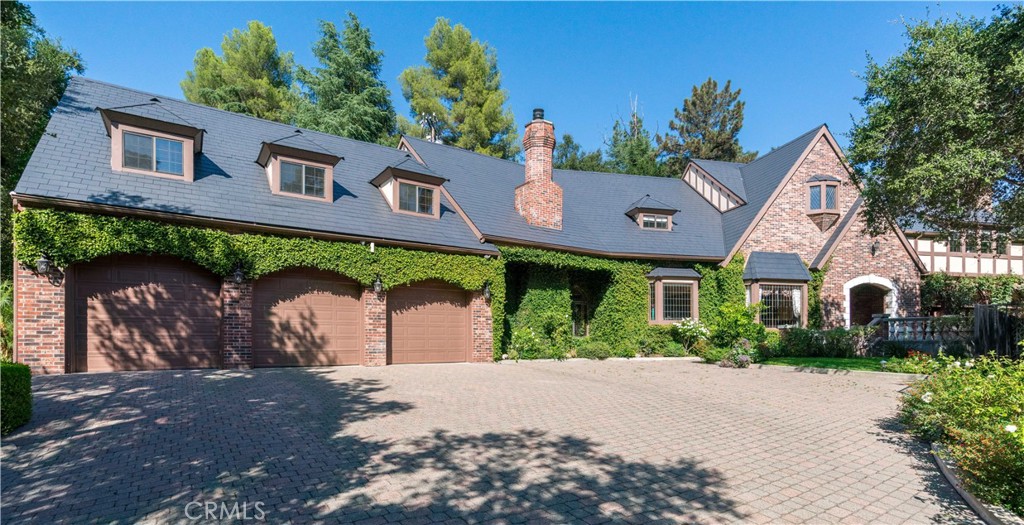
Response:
[253, 268, 362, 367]
[387, 282, 470, 364]
[72, 255, 222, 372]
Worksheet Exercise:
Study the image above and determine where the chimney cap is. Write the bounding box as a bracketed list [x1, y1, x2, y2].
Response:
[533, 108, 545, 120]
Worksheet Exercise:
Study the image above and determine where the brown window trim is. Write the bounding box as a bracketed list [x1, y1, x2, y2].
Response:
[390, 178, 440, 219]
[638, 213, 672, 231]
[647, 278, 699, 325]
[807, 181, 839, 213]
[266, 154, 334, 203]
[747, 281, 808, 328]
[110, 123, 195, 182]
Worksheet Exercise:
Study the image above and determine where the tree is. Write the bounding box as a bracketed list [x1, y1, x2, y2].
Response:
[295, 13, 396, 145]
[659, 78, 757, 174]
[399, 18, 519, 159]
[553, 134, 607, 172]
[848, 6, 1023, 237]
[1, 1, 84, 281]
[181, 21, 297, 123]
[605, 108, 664, 177]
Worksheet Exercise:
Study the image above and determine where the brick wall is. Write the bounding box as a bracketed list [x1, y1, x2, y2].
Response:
[362, 288, 387, 366]
[15, 264, 66, 374]
[470, 291, 493, 362]
[221, 280, 253, 368]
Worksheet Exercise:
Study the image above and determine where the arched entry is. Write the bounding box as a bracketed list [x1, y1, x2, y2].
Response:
[843, 275, 897, 327]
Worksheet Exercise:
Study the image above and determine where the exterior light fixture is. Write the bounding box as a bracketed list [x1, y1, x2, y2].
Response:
[870, 240, 880, 256]
[483, 283, 491, 300]
[373, 276, 383, 294]
[35, 255, 53, 275]
[232, 265, 245, 284]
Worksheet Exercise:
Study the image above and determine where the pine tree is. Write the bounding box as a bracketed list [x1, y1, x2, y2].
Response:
[605, 102, 664, 176]
[295, 13, 396, 144]
[659, 78, 757, 174]
[399, 18, 518, 159]
[181, 21, 297, 123]
[553, 134, 607, 172]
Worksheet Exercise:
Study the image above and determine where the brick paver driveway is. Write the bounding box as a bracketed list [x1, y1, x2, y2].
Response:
[1, 360, 977, 524]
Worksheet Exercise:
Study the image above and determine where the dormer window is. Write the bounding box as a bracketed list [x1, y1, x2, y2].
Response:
[280, 161, 325, 198]
[257, 135, 340, 203]
[641, 214, 670, 230]
[805, 175, 841, 231]
[371, 158, 447, 219]
[398, 182, 434, 215]
[100, 105, 203, 183]
[123, 132, 184, 175]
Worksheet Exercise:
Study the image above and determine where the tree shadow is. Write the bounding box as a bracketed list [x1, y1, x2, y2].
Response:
[86, 190, 194, 214]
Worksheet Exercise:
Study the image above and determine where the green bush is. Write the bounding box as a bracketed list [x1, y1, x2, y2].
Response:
[671, 318, 711, 354]
[695, 345, 730, 364]
[1, 362, 31, 435]
[638, 325, 674, 356]
[576, 341, 613, 360]
[721, 339, 756, 368]
[883, 350, 939, 374]
[0, 280, 12, 361]
[709, 303, 765, 348]
[758, 329, 783, 359]
[899, 355, 1024, 514]
[779, 326, 871, 358]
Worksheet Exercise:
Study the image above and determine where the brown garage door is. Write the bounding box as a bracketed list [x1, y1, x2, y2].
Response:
[388, 281, 470, 364]
[72, 255, 222, 372]
[253, 268, 362, 367]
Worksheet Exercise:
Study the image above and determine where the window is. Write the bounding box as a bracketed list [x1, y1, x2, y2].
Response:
[759, 284, 803, 328]
[649, 282, 657, 321]
[641, 214, 670, 230]
[808, 182, 839, 211]
[123, 131, 183, 175]
[398, 182, 434, 215]
[647, 280, 698, 323]
[279, 161, 325, 198]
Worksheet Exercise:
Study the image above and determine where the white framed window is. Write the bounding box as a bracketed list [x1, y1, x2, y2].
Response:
[123, 131, 184, 175]
[398, 182, 435, 215]
[280, 161, 326, 198]
[641, 214, 670, 230]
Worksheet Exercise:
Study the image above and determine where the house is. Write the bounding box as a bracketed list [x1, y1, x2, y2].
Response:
[13, 77, 933, 374]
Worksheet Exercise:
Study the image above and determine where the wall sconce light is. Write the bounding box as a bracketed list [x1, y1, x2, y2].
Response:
[870, 240, 880, 256]
[483, 283, 491, 300]
[232, 265, 245, 284]
[373, 276, 383, 294]
[35, 255, 53, 276]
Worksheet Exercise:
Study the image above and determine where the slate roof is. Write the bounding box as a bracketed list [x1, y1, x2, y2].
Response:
[626, 195, 678, 214]
[646, 267, 702, 279]
[688, 159, 747, 201]
[742, 251, 813, 282]
[14, 77, 493, 254]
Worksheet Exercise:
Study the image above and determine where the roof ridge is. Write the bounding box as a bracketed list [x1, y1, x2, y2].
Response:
[742, 124, 825, 169]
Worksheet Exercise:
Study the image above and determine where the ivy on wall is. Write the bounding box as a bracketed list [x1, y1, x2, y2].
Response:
[807, 263, 828, 329]
[694, 254, 746, 325]
[14, 209, 506, 354]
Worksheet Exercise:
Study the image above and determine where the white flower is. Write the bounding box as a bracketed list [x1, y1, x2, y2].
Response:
[1006, 425, 1018, 433]
[988, 374, 996, 379]
[953, 361, 961, 367]
[921, 392, 933, 403]
[965, 361, 974, 368]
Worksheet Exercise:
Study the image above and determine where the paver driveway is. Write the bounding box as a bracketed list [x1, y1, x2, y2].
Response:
[1, 359, 977, 524]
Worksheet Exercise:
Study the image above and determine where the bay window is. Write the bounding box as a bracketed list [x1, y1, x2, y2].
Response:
[648, 279, 699, 323]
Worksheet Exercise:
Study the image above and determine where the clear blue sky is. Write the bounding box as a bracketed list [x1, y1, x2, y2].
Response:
[31, 1, 1004, 155]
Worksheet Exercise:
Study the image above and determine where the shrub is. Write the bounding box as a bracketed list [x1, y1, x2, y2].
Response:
[696, 345, 729, 364]
[882, 350, 939, 374]
[758, 329, 783, 359]
[1, 362, 31, 435]
[637, 325, 674, 357]
[0, 280, 12, 361]
[877, 340, 910, 359]
[899, 355, 1024, 514]
[709, 303, 765, 348]
[779, 328, 823, 357]
[576, 341, 613, 360]
[779, 326, 872, 358]
[671, 319, 710, 351]
[661, 341, 687, 357]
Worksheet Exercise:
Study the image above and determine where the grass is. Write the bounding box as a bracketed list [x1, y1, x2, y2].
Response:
[759, 357, 886, 372]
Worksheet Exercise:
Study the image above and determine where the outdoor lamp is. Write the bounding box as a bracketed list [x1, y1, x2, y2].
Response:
[483, 283, 491, 301]
[870, 240, 880, 256]
[35, 255, 52, 275]
[232, 265, 245, 284]
[373, 276, 383, 294]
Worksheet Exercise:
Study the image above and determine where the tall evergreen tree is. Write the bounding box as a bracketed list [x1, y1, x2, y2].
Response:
[399, 18, 518, 159]
[296, 13, 396, 144]
[1, 1, 83, 281]
[553, 134, 607, 172]
[181, 21, 297, 123]
[605, 108, 664, 177]
[659, 78, 757, 174]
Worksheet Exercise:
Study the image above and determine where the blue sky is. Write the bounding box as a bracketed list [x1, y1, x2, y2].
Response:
[31, 1, 1003, 155]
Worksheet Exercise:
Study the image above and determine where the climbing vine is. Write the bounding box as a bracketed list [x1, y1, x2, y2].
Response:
[14, 209, 506, 354]
[807, 262, 828, 329]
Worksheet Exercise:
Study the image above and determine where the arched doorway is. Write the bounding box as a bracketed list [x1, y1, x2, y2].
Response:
[843, 275, 897, 327]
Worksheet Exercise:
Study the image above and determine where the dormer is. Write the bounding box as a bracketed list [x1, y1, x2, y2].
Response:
[626, 195, 678, 231]
[683, 161, 746, 212]
[370, 158, 447, 219]
[806, 174, 840, 231]
[100, 101, 204, 182]
[257, 132, 340, 203]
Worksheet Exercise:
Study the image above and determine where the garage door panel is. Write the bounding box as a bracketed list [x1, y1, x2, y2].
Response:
[253, 269, 362, 367]
[388, 283, 469, 364]
[73, 255, 222, 373]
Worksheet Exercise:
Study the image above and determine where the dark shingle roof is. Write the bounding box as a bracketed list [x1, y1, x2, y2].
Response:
[15, 77, 493, 254]
[646, 267, 702, 279]
[626, 195, 678, 215]
[743, 251, 812, 282]
[689, 159, 747, 201]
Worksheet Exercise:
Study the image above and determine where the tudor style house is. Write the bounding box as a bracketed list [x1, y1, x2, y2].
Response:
[12, 76, 989, 375]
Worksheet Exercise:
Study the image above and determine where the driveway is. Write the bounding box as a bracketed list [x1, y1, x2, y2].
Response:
[1, 360, 977, 524]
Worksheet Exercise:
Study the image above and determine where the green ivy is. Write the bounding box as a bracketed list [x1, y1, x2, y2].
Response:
[14, 209, 506, 355]
[807, 263, 828, 329]
[695, 254, 746, 324]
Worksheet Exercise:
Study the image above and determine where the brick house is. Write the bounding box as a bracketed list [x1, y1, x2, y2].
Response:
[12, 77, 968, 375]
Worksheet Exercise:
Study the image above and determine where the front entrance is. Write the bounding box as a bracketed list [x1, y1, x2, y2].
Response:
[844, 275, 896, 327]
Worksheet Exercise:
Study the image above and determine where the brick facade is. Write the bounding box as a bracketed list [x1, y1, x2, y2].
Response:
[740, 134, 922, 328]
[220, 279, 253, 368]
[470, 291, 494, 362]
[515, 112, 563, 230]
[15, 264, 66, 375]
[362, 288, 387, 366]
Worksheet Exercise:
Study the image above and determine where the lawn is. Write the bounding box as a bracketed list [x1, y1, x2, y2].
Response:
[759, 357, 885, 372]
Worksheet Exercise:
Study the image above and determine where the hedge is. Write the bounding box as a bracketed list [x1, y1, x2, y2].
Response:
[921, 273, 1024, 314]
[14, 208, 506, 355]
[1, 362, 31, 435]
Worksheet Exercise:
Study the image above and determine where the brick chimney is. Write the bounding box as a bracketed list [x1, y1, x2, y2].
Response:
[515, 108, 563, 230]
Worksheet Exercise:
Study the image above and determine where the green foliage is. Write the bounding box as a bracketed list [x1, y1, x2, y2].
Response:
[659, 77, 757, 176]
[671, 318, 711, 354]
[849, 6, 1024, 236]
[882, 350, 938, 374]
[509, 267, 572, 356]
[0, 280, 12, 361]
[399, 18, 518, 159]
[507, 325, 565, 361]
[900, 355, 1024, 514]
[695, 345, 730, 364]
[807, 264, 827, 329]
[760, 357, 885, 372]
[14, 208, 506, 354]
[181, 20, 297, 123]
[1, 0, 84, 281]
[708, 303, 765, 348]
[721, 339, 756, 368]
[1, 362, 31, 435]
[921, 272, 1023, 314]
[604, 111, 665, 177]
[637, 325, 674, 357]
[775, 326, 873, 359]
[553, 134, 608, 172]
[695, 255, 746, 326]
[295, 13, 396, 144]
[575, 340, 612, 360]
